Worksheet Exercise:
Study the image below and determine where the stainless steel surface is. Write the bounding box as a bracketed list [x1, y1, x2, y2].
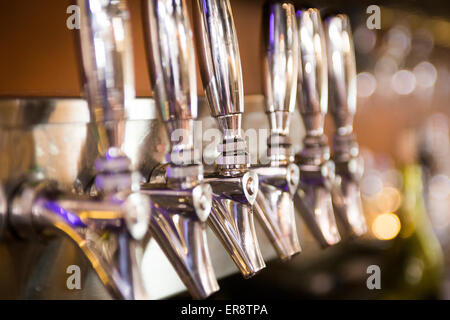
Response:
[252, 2, 301, 260]
[194, 0, 266, 277]
[294, 8, 341, 248]
[141, 0, 218, 299]
[324, 13, 367, 237]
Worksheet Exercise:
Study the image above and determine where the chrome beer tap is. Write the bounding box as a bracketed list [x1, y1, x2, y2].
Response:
[324, 13, 367, 236]
[2, 0, 151, 300]
[293, 8, 341, 248]
[251, 1, 301, 260]
[194, 0, 265, 278]
[141, 0, 219, 299]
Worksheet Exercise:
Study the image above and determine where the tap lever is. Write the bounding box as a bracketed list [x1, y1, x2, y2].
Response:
[324, 13, 357, 137]
[263, 1, 299, 156]
[296, 7, 328, 140]
[77, 0, 134, 151]
[194, 0, 248, 175]
[142, 0, 200, 171]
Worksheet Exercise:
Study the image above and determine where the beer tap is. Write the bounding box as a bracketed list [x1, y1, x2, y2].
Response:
[324, 13, 367, 236]
[2, 0, 152, 300]
[194, 0, 266, 278]
[251, 1, 301, 260]
[141, 0, 219, 299]
[293, 8, 341, 248]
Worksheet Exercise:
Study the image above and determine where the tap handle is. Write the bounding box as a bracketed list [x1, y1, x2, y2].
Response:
[263, 1, 299, 138]
[296, 8, 328, 137]
[77, 0, 134, 147]
[142, 0, 200, 167]
[194, 0, 244, 133]
[324, 13, 357, 136]
[142, 0, 197, 124]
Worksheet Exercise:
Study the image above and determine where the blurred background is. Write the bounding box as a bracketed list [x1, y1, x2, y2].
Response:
[0, 0, 449, 299]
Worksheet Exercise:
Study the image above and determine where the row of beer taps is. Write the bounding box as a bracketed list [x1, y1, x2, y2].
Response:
[0, 0, 368, 300]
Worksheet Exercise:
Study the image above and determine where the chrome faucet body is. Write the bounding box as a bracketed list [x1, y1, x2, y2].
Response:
[141, 0, 218, 299]
[324, 13, 367, 237]
[293, 8, 341, 248]
[0, 0, 151, 300]
[194, 0, 265, 278]
[252, 1, 301, 260]
[8, 177, 149, 300]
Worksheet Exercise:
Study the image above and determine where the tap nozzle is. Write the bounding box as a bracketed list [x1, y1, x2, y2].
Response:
[142, 0, 219, 299]
[294, 8, 340, 247]
[194, 0, 265, 277]
[324, 13, 367, 236]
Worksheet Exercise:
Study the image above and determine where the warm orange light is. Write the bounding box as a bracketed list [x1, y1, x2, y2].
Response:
[372, 213, 401, 240]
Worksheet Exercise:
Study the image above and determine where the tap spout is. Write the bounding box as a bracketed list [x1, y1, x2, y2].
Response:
[141, 182, 218, 299]
[253, 164, 301, 260]
[205, 171, 265, 278]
